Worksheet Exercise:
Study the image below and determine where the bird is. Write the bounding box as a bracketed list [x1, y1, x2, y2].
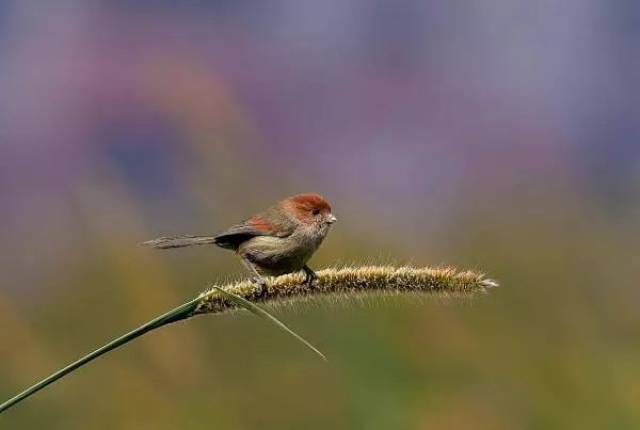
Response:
[143, 193, 337, 289]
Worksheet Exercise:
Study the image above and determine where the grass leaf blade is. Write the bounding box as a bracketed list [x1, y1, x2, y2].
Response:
[212, 287, 327, 362]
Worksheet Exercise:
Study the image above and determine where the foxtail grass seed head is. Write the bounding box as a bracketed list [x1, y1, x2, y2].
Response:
[193, 265, 497, 316]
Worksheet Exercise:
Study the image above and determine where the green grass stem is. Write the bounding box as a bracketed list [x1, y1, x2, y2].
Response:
[0, 265, 497, 415]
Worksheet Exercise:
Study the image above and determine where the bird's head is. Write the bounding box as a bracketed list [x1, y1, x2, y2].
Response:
[282, 193, 337, 227]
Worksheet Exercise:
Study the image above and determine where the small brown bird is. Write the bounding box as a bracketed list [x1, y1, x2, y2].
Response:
[143, 193, 337, 288]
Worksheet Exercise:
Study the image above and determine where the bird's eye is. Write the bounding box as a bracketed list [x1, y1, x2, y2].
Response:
[311, 209, 320, 216]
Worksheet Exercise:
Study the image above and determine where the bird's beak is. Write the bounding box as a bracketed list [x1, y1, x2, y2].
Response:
[327, 214, 337, 224]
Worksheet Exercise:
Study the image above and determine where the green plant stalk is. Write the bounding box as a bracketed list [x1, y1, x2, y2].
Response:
[0, 265, 497, 415]
[0, 298, 201, 414]
[0, 292, 317, 414]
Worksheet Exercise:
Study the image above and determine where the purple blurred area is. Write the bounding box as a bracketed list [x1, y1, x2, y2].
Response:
[1, 1, 639, 429]
[2, 1, 638, 211]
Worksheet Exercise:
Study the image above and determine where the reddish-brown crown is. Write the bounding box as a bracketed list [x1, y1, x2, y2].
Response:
[282, 193, 332, 220]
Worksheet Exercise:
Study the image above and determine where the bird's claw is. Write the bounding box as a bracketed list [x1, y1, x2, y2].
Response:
[251, 277, 268, 298]
[302, 272, 318, 288]
[303, 279, 318, 288]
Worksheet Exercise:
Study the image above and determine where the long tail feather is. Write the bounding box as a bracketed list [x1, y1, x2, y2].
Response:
[141, 235, 217, 249]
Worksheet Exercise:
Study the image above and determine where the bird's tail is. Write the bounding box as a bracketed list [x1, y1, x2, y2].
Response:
[141, 235, 217, 249]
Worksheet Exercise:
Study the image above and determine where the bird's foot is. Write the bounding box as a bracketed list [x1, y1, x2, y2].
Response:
[251, 277, 268, 299]
[302, 268, 318, 289]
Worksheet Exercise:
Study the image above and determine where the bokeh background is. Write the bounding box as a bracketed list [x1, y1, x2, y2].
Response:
[1, 1, 639, 428]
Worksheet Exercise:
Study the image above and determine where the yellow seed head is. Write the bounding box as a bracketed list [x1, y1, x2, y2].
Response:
[193, 265, 497, 316]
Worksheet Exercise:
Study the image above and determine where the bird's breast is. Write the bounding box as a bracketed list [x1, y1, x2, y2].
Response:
[238, 226, 326, 275]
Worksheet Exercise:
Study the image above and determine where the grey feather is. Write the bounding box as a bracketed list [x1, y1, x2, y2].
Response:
[141, 235, 217, 249]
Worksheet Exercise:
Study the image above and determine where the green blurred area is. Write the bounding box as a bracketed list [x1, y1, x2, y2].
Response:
[1, 171, 639, 429]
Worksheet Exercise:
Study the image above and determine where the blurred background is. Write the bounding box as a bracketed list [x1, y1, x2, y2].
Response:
[1, 1, 639, 428]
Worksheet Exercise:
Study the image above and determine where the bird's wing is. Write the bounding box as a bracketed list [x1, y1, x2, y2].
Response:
[213, 212, 296, 250]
